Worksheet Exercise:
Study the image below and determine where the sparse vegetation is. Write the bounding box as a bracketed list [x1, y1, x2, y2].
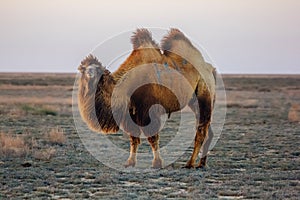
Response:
[7, 107, 26, 118]
[0, 128, 64, 160]
[47, 127, 66, 145]
[33, 147, 56, 161]
[288, 104, 300, 122]
[21, 104, 57, 116]
[0, 132, 30, 157]
[21, 104, 36, 112]
[0, 73, 75, 86]
[1, 73, 299, 199]
[39, 108, 57, 116]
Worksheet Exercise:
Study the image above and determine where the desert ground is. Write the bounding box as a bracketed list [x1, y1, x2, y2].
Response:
[0, 73, 299, 199]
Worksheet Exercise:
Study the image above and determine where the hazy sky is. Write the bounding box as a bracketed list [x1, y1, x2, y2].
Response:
[0, 0, 299, 73]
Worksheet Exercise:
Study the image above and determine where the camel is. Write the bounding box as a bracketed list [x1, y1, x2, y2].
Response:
[77, 28, 216, 169]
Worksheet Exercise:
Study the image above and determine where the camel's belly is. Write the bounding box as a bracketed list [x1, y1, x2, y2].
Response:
[131, 83, 193, 113]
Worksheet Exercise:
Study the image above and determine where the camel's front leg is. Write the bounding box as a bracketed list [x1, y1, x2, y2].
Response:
[147, 134, 163, 168]
[124, 135, 140, 168]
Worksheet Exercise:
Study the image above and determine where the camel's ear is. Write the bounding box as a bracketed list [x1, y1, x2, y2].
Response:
[78, 65, 85, 73]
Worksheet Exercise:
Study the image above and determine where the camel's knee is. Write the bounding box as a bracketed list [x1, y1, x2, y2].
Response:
[147, 134, 159, 143]
[128, 136, 140, 159]
[125, 136, 140, 168]
[197, 122, 210, 135]
[147, 134, 163, 168]
[147, 134, 159, 150]
[130, 136, 141, 146]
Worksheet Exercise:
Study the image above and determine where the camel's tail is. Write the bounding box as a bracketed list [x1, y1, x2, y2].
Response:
[131, 28, 159, 50]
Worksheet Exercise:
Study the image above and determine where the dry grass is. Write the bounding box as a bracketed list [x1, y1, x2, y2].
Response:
[0, 133, 29, 157]
[7, 107, 26, 118]
[0, 95, 72, 105]
[0, 84, 72, 90]
[2, 103, 72, 119]
[0, 128, 64, 160]
[226, 99, 259, 108]
[288, 104, 300, 122]
[1, 104, 64, 118]
[33, 147, 56, 161]
[47, 127, 66, 145]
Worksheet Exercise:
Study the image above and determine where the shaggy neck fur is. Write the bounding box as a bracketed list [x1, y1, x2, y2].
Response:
[78, 70, 119, 134]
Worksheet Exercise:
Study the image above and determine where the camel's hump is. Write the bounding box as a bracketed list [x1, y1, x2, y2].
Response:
[131, 28, 159, 50]
[161, 28, 193, 51]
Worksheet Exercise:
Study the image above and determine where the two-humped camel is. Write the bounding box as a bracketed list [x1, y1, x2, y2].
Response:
[77, 28, 216, 168]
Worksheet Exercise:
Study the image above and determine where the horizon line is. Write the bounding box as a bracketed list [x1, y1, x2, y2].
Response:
[0, 71, 299, 76]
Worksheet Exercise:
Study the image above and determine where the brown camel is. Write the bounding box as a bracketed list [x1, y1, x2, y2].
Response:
[77, 28, 216, 169]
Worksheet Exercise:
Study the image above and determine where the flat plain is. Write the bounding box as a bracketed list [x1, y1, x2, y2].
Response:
[0, 73, 299, 199]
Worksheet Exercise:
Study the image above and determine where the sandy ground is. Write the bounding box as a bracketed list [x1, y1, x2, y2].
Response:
[0, 73, 299, 199]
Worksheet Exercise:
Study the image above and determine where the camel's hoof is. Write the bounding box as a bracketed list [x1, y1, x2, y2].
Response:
[124, 160, 136, 168]
[196, 164, 209, 170]
[183, 165, 194, 169]
[183, 161, 195, 169]
[196, 157, 208, 170]
[152, 159, 163, 169]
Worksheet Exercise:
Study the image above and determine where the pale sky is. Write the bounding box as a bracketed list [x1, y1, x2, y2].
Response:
[0, 0, 299, 74]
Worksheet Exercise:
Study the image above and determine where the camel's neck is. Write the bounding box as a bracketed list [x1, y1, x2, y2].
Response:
[78, 71, 119, 133]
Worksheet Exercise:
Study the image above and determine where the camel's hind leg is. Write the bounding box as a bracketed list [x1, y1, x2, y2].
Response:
[147, 134, 163, 168]
[124, 135, 141, 168]
[198, 126, 214, 168]
[186, 93, 212, 168]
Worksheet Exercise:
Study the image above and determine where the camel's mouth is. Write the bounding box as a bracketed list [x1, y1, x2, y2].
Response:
[86, 72, 95, 79]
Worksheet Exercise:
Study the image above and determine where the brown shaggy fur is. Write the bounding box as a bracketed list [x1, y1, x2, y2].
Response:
[77, 28, 216, 169]
[131, 28, 159, 50]
[78, 57, 119, 133]
[80, 54, 102, 67]
[161, 28, 193, 52]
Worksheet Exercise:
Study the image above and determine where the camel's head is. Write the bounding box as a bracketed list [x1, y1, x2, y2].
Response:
[78, 54, 105, 80]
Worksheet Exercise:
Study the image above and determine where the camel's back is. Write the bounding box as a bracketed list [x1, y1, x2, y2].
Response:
[114, 61, 196, 113]
[161, 35, 216, 100]
[112, 48, 161, 81]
